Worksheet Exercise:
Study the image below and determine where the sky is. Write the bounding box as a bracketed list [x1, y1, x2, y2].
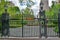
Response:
[8, 0, 56, 8]
[8, 0, 57, 17]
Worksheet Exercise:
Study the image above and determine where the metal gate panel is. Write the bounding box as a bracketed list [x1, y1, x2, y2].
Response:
[23, 19, 39, 37]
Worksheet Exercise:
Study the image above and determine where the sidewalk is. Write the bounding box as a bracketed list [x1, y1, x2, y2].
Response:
[0, 37, 60, 40]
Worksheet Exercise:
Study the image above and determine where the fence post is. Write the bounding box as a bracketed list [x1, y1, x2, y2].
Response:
[43, 11, 47, 38]
[58, 9, 60, 37]
[39, 18, 42, 38]
[21, 10, 24, 37]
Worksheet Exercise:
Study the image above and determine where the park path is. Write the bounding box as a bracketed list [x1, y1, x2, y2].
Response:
[0, 37, 60, 40]
[9, 26, 58, 37]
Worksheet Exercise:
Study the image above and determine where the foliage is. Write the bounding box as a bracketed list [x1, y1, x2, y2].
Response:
[9, 20, 27, 28]
[46, 3, 60, 32]
[0, 0, 34, 29]
[23, 7, 34, 19]
[0, 1, 21, 29]
[19, 0, 23, 3]
[26, 0, 35, 7]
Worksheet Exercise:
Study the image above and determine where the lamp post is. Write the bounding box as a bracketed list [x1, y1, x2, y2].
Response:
[1, 0, 9, 37]
[39, 0, 47, 38]
[4, 5, 8, 12]
[39, 0, 44, 38]
[4, 0, 8, 12]
[4, 0, 9, 37]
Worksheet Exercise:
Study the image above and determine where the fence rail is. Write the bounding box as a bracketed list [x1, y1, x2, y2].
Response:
[0, 18, 59, 38]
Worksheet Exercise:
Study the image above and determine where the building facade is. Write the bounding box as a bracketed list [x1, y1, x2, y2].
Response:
[41, 0, 49, 10]
[54, 0, 60, 3]
[58, 0, 60, 3]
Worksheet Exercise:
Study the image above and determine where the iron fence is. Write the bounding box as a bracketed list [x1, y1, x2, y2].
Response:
[0, 18, 59, 38]
[7, 19, 59, 37]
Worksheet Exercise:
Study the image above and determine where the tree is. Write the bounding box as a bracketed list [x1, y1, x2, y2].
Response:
[46, 3, 60, 32]
[19, 0, 35, 8]
[51, 1, 55, 8]
[0, 1, 21, 29]
[22, 7, 34, 20]
[19, 0, 23, 3]
[26, 0, 35, 7]
[1, 0, 5, 2]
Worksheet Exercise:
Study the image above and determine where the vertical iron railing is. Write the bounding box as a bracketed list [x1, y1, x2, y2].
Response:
[58, 9, 60, 37]
[22, 12, 23, 37]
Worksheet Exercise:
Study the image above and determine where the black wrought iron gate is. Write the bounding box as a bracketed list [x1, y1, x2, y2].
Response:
[0, 0, 60, 38]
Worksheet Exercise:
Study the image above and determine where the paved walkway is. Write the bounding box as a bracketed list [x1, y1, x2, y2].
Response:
[9, 26, 58, 37]
[0, 37, 60, 40]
